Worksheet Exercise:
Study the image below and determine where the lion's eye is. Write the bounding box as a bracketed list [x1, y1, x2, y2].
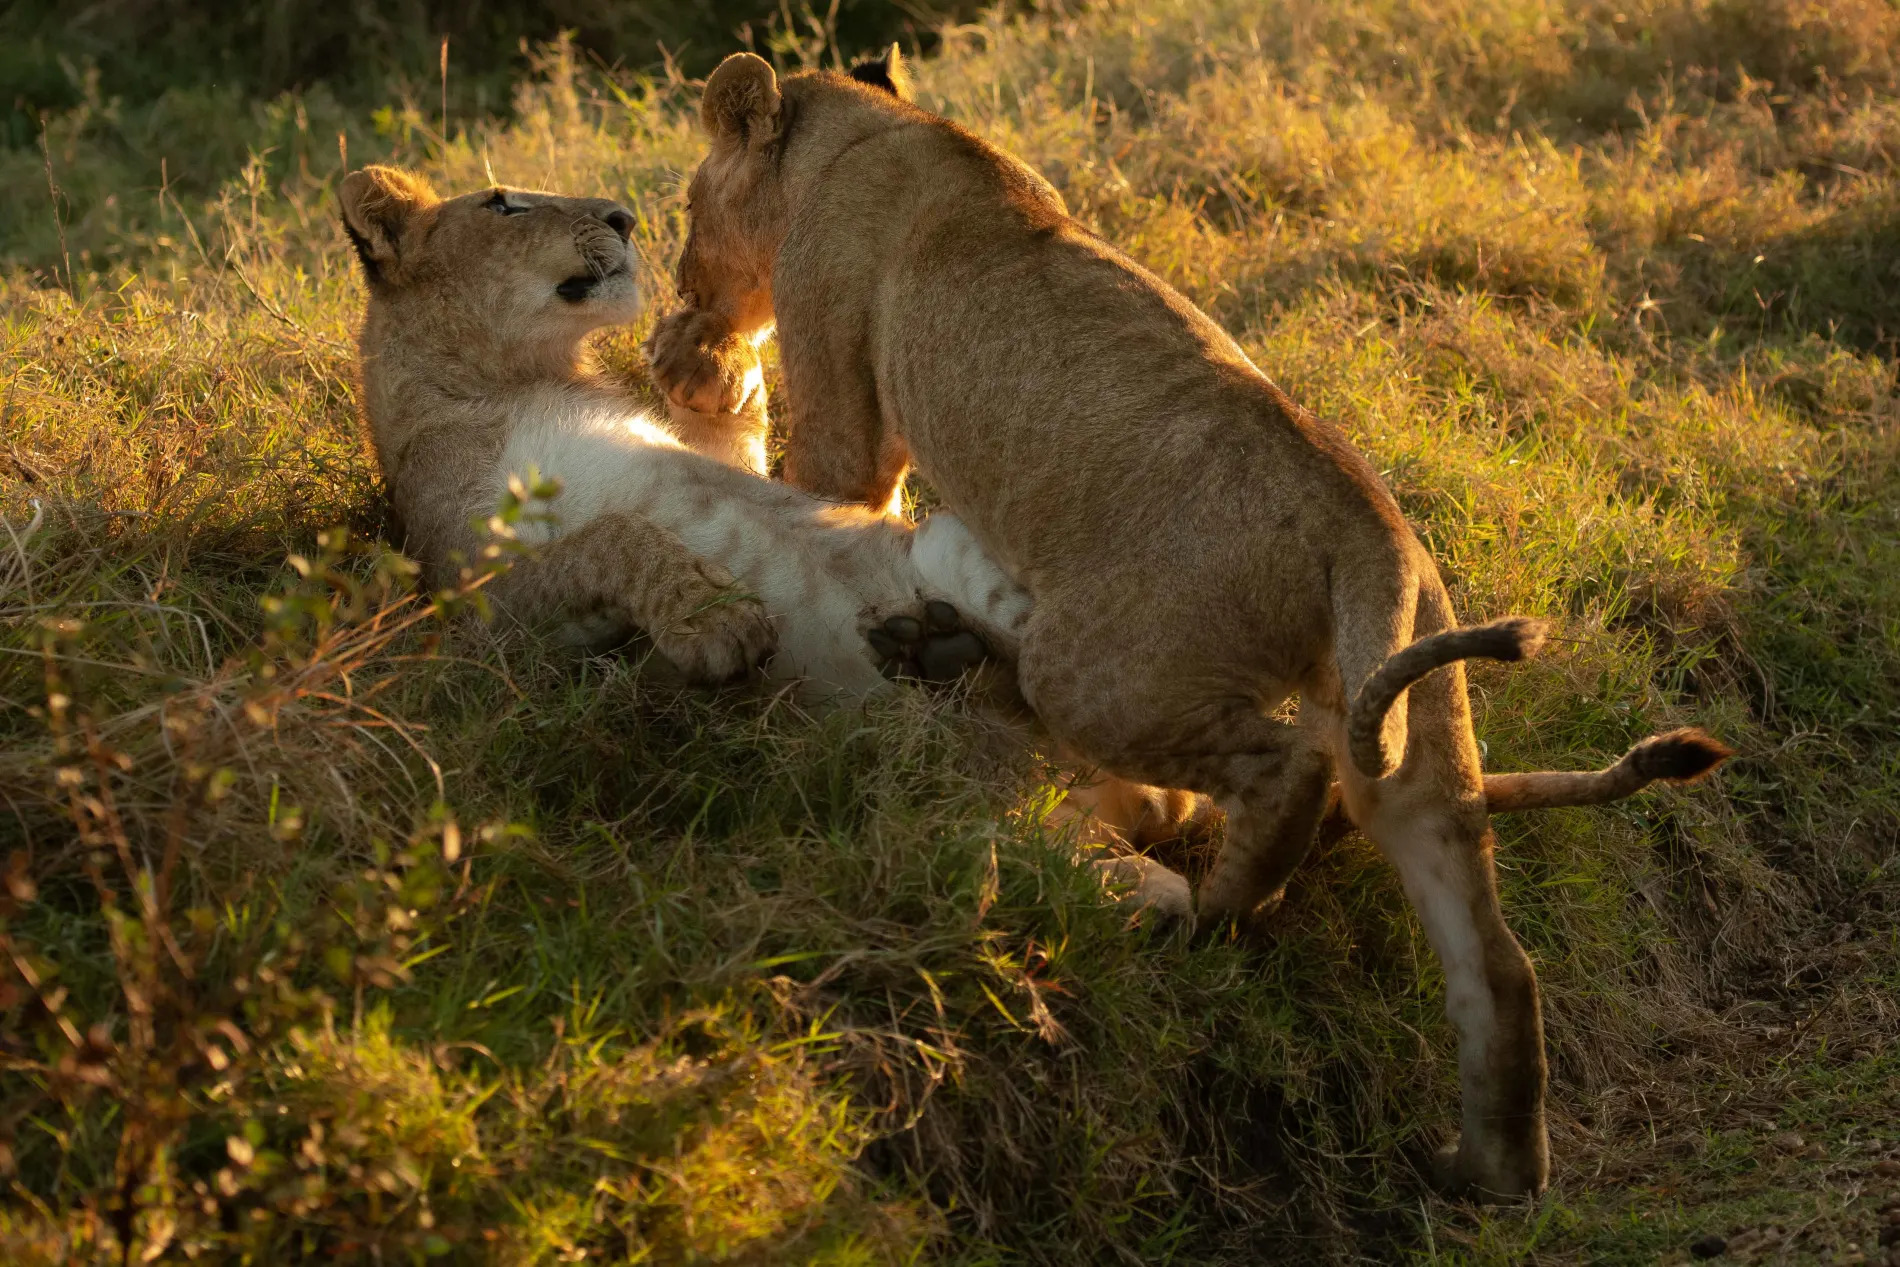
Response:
[486, 191, 528, 216]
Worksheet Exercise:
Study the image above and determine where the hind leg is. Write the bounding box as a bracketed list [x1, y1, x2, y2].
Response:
[1049, 765, 1209, 924]
[1195, 718, 1335, 928]
[1321, 679, 1550, 1198]
[1092, 720, 1329, 932]
[1057, 747, 1347, 928]
[1054, 767, 1211, 850]
[1354, 782, 1548, 1197]
[1020, 643, 1334, 932]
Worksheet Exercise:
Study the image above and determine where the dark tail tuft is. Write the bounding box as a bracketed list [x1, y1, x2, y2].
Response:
[1483, 726, 1733, 813]
[1466, 616, 1548, 663]
[1626, 728, 1734, 783]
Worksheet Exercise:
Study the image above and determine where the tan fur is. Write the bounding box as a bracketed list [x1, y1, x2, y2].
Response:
[1482, 728, 1732, 812]
[340, 167, 774, 682]
[655, 52, 1728, 1197]
[1068, 728, 1733, 856]
[340, 166, 1028, 702]
[645, 309, 768, 420]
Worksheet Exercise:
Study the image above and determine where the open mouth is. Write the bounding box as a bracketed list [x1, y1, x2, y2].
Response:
[556, 265, 627, 303]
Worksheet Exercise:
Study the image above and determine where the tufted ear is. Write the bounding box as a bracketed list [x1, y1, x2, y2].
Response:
[848, 44, 913, 101]
[701, 52, 783, 148]
[338, 165, 439, 286]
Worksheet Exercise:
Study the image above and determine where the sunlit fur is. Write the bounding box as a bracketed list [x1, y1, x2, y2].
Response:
[340, 166, 1026, 701]
[659, 52, 1728, 1200]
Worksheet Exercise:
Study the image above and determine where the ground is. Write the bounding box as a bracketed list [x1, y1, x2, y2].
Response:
[1, 1, 1897, 1262]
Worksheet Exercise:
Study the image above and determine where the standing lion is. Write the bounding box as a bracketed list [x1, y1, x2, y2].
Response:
[651, 49, 1731, 1197]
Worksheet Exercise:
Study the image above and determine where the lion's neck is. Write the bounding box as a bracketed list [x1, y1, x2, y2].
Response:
[359, 314, 628, 477]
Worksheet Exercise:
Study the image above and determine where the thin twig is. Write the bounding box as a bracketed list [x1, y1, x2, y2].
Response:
[38, 123, 72, 291]
[223, 251, 351, 354]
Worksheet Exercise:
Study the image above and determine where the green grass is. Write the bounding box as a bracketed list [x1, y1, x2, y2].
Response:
[3, 2, 1899, 1262]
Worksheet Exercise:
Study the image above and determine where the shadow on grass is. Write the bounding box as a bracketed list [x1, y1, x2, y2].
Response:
[1670, 189, 1900, 357]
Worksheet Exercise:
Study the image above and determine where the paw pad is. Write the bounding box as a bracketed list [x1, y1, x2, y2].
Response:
[870, 605, 992, 684]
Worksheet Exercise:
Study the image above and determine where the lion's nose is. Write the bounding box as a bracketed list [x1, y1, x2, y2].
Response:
[602, 207, 634, 240]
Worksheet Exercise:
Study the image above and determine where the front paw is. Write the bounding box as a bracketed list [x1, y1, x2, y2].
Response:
[645, 309, 760, 416]
[867, 599, 992, 683]
[650, 570, 778, 684]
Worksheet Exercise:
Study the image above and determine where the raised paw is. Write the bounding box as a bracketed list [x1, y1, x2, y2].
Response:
[866, 599, 993, 684]
[644, 309, 761, 416]
[649, 567, 778, 684]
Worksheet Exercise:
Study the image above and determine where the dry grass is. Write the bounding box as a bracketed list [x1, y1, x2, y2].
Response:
[2, 2, 1898, 1262]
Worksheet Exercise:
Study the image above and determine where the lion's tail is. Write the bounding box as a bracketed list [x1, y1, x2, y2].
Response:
[1344, 616, 1548, 778]
[1316, 728, 1732, 844]
[1481, 728, 1733, 812]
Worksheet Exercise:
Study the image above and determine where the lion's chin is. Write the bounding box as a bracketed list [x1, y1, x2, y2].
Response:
[557, 270, 642, 326]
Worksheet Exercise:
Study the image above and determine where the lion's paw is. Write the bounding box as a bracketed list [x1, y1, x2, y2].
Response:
[644, 309, 760, 416]
[1091, 854, 1194, 924]
[1428, 1134, 1549, 1203]
[866, 599, 992, 684]
[650, 571, 778, 684]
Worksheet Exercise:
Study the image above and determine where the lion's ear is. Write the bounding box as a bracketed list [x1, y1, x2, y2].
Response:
[848, 44, 913, 102]
[702, 53, 783, 148]
[338, 166, 439, 285]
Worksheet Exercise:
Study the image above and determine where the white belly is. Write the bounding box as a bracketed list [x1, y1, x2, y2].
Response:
[496, 408, 916, 700]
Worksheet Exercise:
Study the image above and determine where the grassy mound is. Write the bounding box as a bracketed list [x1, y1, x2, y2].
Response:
[3, 2, 1897, 1261]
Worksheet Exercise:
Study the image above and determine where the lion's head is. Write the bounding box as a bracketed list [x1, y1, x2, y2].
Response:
[339, 165, 641, 372]
[674, 49, 913, 337]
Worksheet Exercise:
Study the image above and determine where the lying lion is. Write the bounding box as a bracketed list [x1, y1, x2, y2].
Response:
[337, 165, 1025, 702]
[650, 48, 1733, 1197]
